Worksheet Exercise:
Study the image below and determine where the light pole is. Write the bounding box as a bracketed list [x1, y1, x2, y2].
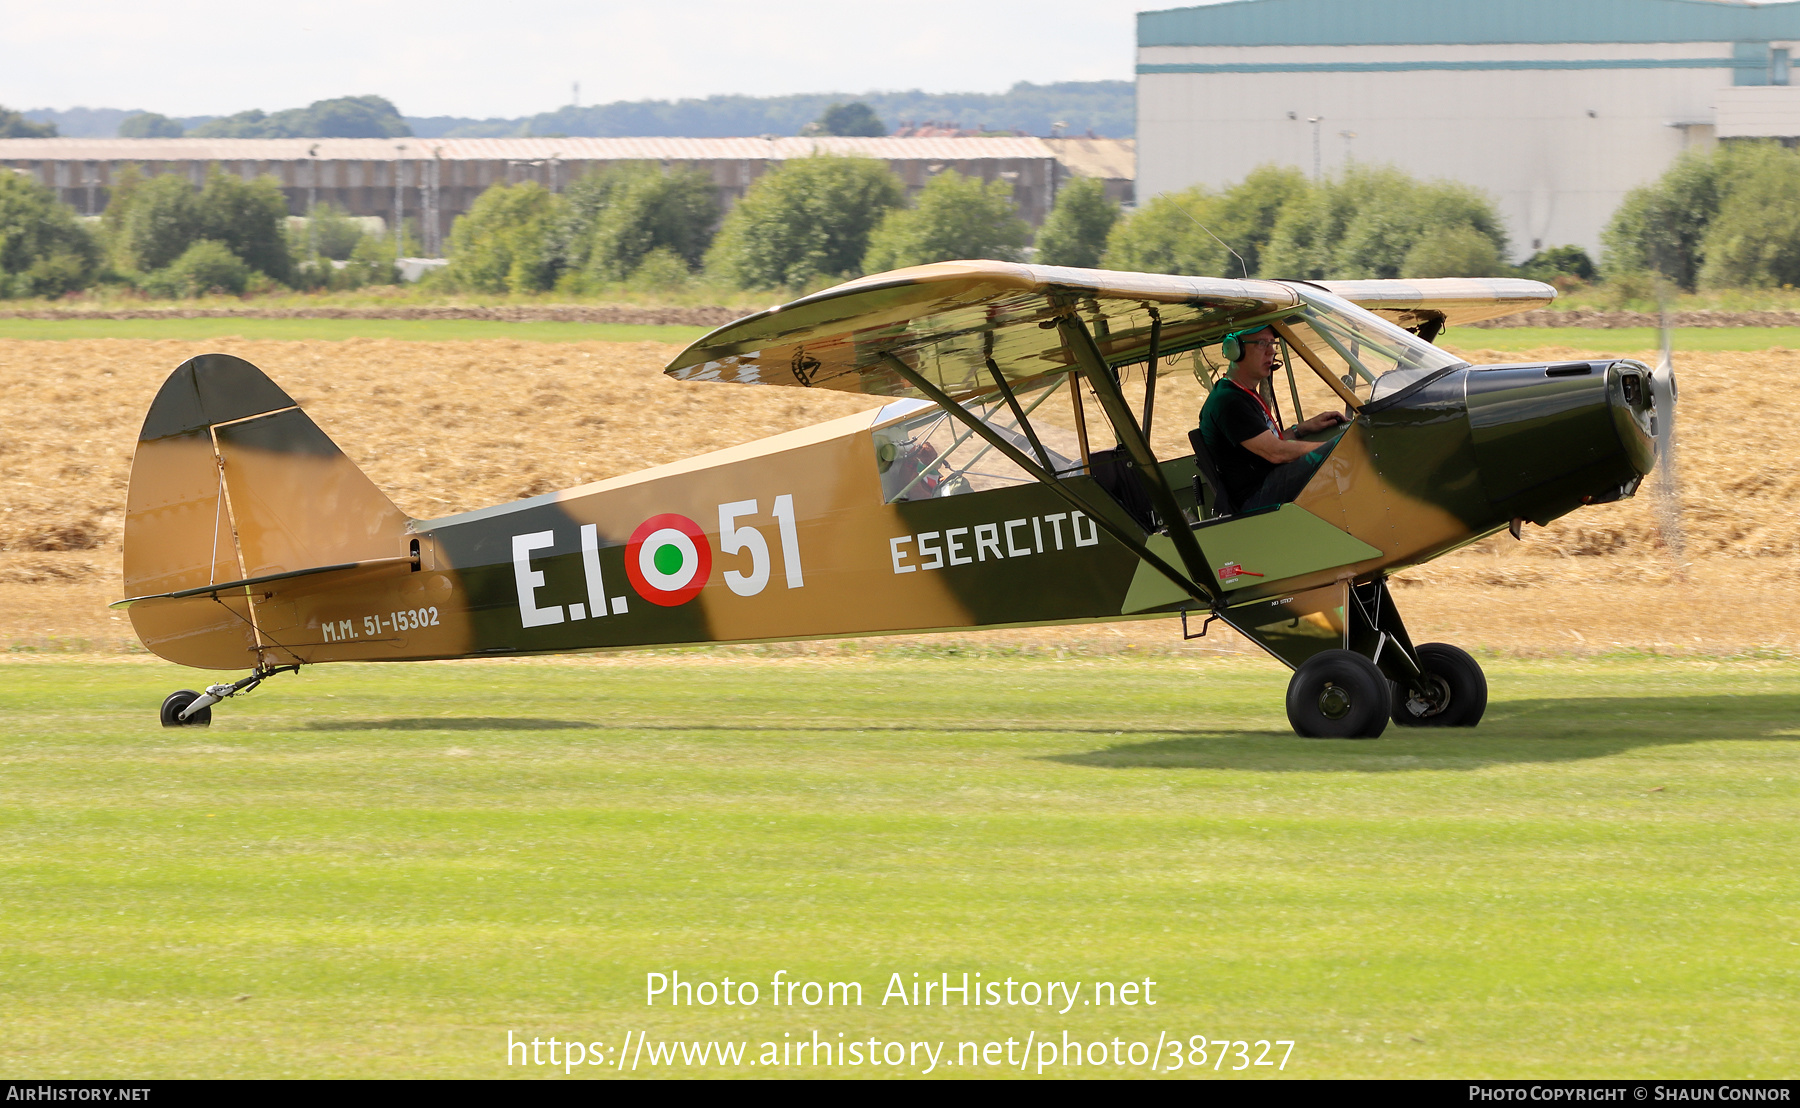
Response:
[306, 144, 319, 262]
[1308, 117, 1323, 180]
[393, 144, 407, 253]
[1339, 130, 1357, 166]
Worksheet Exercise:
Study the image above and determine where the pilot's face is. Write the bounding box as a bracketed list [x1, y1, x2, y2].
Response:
[1239, 332, 1280, 378]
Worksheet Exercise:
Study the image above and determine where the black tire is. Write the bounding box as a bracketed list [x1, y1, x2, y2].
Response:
[1391, 643, 1487, 728]
[160, 689, 211, 728]
[1286, 649, 1391, 739]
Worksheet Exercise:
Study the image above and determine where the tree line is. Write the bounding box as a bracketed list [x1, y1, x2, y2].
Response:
[0, 165, 400, 299]
[25, 142, 1800, 300]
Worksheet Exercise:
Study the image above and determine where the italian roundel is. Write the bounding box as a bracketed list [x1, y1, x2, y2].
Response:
[625, 514, 712, 606]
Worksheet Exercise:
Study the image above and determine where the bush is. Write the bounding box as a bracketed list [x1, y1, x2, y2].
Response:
[140, 240, 250, 298]
[1033, 177, 1118, 269]
[627, 246, 692, 291]
[306, 201, 367, 261]
[862, 170, 1031, 272]
[1519, 245, 1598, 284]
[441, 181, 556, 293]
[344, 234, 399, 286]
[706, 155, 905, 289]
[111, 173, 203, 273]
[0, 172, 101, 298]
[198, 171, 292, 281]
[582, 166, 720, 281]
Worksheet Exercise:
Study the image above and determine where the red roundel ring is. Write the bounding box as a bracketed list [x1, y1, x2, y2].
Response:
[624, 513, 712, 607]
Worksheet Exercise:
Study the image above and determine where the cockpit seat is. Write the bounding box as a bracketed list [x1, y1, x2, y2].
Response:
[1188, 429, 1235, 520]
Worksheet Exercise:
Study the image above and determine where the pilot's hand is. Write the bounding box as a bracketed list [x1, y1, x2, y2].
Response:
[1297, 411, 1349, 435]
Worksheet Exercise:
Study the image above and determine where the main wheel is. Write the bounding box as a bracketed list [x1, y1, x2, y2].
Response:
[1391, 643, 1487, 728]
[1286, 649, 1391, 739]
[160, 689, 211, 728]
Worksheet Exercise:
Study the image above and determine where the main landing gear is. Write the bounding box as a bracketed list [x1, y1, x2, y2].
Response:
[159, 664, 299, 728]
[1282, 642, 1487, 738]
[1217, 579, 1488, 739]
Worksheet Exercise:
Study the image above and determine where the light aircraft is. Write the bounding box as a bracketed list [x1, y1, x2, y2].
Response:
[115, 262, 1670, 737]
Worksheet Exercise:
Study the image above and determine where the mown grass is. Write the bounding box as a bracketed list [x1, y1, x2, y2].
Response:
[1, 655, 1795, 1079]
[0, 318, 712, 344]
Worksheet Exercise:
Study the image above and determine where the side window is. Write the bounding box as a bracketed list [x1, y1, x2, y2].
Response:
[872, 376, 1085, 503]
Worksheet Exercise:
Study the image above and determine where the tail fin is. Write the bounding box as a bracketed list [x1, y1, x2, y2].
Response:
[123, 353, 412, 668]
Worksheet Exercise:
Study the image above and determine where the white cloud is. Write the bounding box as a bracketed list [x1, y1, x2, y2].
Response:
[0, 0, 1227, 118]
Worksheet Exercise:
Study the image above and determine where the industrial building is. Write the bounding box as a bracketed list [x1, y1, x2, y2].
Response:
[1136, 0, 1800, 261]
[0, 135, 1133, 255]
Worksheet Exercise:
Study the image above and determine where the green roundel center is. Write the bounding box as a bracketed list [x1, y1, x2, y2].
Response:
[653, 543, 685, 576]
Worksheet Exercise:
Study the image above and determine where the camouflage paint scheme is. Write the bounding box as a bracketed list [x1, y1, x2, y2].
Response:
[117, 263, 1659, 692]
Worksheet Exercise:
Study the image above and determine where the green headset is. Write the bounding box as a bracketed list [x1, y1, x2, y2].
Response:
[1220, 324, 1273, 363]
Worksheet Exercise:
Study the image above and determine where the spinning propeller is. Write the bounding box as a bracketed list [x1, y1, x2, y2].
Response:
[1651, 295, 1685, 568]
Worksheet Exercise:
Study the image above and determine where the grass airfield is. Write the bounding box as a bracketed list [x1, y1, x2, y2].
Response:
[3, 653, 1796, 1078]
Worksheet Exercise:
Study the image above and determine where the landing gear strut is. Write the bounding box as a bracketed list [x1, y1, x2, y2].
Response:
[159, 664, 299, 728]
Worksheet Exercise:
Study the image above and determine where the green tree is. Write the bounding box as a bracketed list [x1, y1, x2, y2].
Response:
[1207, 165, 1311, 278]
[1259, 164, 1507, 280]
[442, 181, 556, 293]
[0, 106, 55, 138]
[1033, 177, 1118, 269]
[1101, 186, 1234, 277]
[0, 173, 101, 297]
[111, 173, 204, 273]
[583, 166, 720, 280]
[118, 112, 184, 138]
[192, 95, 410, 139]
[198, 171, 293, 281]
[815, 102, 886, 137]
[1519, 245, 1598, 283]
[706, 155, 904, 289]
[1402, 224, 1506, 278]
[862, 170, 1031, 272]
[306, 201, 366, 261]
[1600, 149, 1732, 290]
[140, 240, 251, 298]
[1104, 166, 1312, 278]
[1697, 147, 1800, 287]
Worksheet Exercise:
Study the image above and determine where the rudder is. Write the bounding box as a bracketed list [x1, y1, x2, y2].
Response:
[123, 353, 412, 668]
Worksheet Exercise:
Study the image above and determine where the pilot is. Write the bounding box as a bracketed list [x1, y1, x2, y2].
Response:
[1197, 325, 1348, 511]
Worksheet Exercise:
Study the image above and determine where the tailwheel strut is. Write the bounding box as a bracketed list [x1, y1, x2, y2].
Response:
[160, 663, 300, 728]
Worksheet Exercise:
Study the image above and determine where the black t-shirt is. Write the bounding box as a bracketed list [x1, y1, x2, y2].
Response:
[1197, 379, 1280, 508]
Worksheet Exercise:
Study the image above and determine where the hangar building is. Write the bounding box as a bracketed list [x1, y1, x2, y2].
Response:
[1136, 0, 1800, 261]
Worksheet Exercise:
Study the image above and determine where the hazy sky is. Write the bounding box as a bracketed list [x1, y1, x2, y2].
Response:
[0, 0, 1226, 119]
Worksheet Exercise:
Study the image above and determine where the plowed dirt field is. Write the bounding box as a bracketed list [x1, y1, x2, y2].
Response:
[1, 337, 1792, 656]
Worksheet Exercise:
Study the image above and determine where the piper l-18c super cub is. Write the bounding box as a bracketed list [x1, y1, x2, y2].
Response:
[116, 263, 1669, 737]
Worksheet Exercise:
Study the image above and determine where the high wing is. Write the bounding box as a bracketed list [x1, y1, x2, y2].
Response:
[664, 261, 1553, 400]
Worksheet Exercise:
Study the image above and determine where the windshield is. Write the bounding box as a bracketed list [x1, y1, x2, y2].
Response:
[1286, 286, 1467, 403]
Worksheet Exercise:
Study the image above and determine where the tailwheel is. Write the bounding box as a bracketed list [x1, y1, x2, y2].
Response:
[1286, 649, 1391, 739]
[1391, 643, 1488, 728]
[160, 689, 212, 728]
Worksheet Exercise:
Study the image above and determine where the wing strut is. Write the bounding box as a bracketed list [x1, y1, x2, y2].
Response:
[1055, 315, 1222, 598]
[878, 353, 1214, 607]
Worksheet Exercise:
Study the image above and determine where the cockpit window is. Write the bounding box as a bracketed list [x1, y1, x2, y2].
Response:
[1287, 287, 1467, 403]
[871, 375, 1084, 503]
